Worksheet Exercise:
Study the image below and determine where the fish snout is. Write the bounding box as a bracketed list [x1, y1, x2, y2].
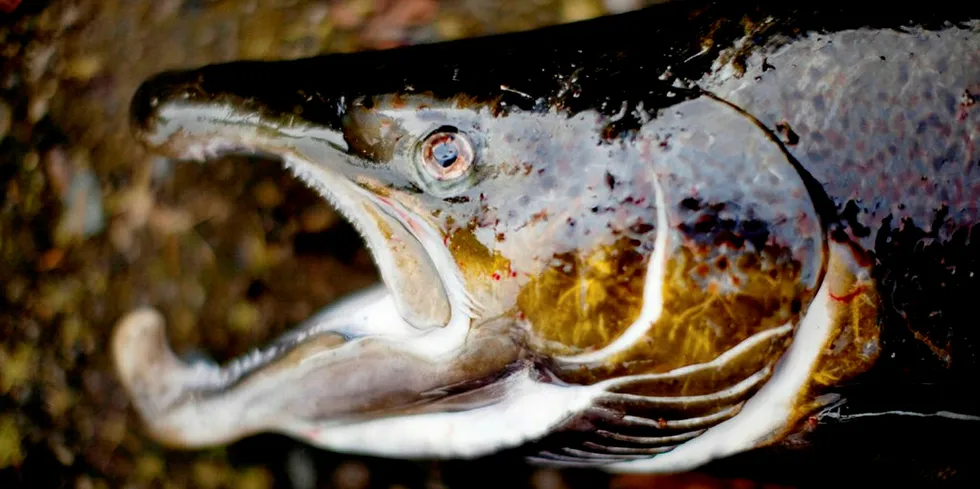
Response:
[129, 69, 203, 146]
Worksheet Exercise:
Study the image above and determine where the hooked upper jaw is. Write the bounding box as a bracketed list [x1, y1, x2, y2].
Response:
[129, 65, 349, 164]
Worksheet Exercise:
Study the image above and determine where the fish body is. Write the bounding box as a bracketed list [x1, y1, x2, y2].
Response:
[113, 0, 980, 473]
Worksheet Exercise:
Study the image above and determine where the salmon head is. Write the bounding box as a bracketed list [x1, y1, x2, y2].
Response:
[113, 9, 881, 472]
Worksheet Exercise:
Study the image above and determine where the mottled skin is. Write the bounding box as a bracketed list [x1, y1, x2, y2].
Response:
[114, 0, 979, 473]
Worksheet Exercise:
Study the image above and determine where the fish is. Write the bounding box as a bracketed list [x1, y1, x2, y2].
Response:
[112, 0, 980, 474]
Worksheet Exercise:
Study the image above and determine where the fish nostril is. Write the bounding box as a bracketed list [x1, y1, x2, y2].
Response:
[130, 74, 175, 139]
[129, 80, 159, 137]
[129, 69, 203, 140]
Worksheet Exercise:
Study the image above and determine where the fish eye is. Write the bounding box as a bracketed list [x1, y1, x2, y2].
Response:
[419, 126, 474, 181]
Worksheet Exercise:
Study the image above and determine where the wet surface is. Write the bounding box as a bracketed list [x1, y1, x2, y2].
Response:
[0, 1, 975, 488]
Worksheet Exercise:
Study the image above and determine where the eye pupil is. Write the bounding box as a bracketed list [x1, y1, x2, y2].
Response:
[432, 141, 459, 168]
[420, 128, 474, 181]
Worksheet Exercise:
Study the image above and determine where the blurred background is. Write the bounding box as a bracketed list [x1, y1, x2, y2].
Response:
[0, 1, 956, 488]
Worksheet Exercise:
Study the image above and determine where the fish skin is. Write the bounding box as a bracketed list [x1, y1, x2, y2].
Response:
[120, 0, 980, 473]
[696, 15, 980, 429]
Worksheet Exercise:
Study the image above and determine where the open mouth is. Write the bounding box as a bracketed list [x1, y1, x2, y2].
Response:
[126, 67, 482, 347]
[146, 97, 469, 328]
[112, 88, 502, 449]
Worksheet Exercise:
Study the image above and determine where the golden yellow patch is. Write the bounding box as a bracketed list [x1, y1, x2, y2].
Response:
[354, 180, 392, 198]
[517, 237, 647, 354]
[447, 228, 512, 286]
[520, 240, 808, 388]
[777, 241, 882, 443]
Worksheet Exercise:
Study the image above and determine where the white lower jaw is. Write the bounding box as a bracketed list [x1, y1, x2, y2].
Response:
[284, 367, 602, 460]
[279, 275, 833, 468]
